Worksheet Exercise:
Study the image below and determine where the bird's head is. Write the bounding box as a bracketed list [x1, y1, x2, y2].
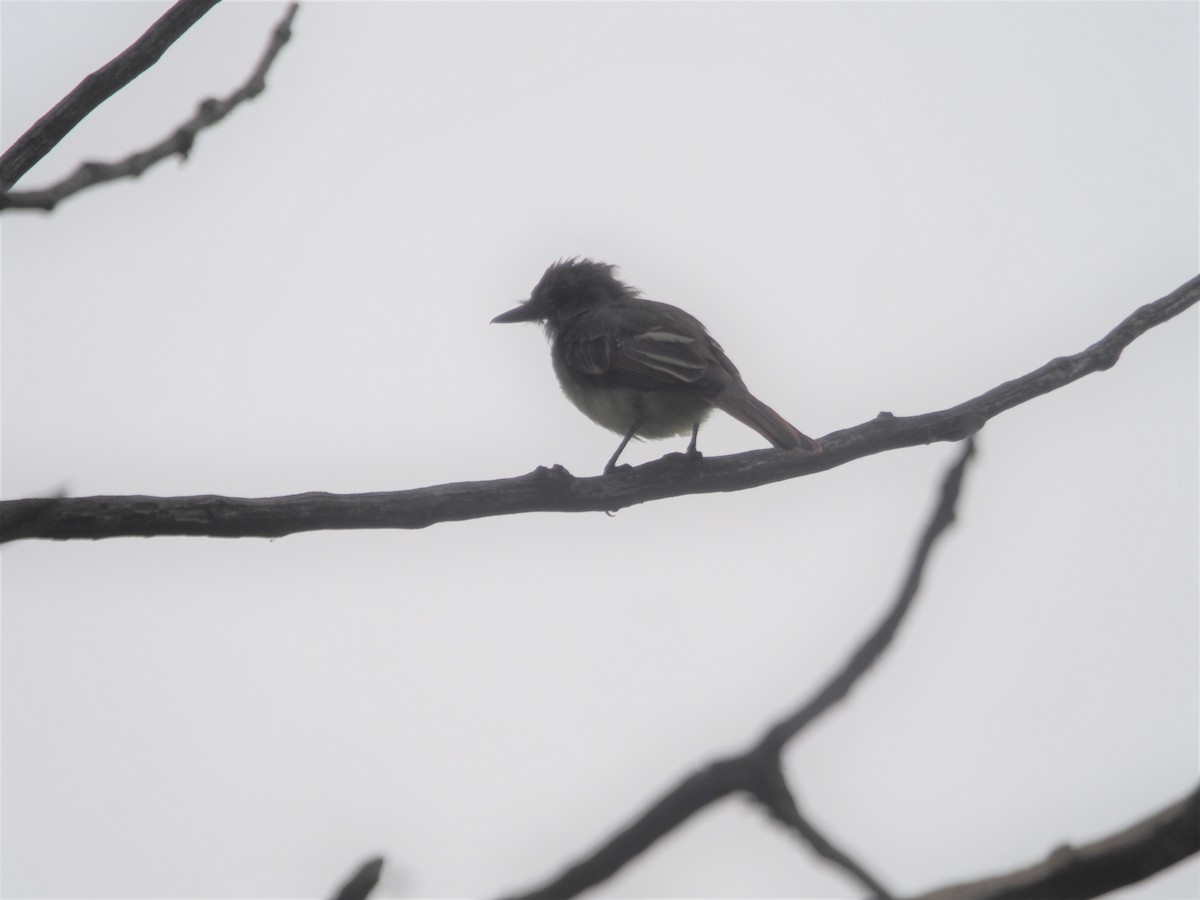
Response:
[492, 258, 637, 327]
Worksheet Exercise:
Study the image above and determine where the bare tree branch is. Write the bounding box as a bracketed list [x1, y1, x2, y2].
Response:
[758, 438, 973, 755]
[1, 0, 221, 190]
[911, 784, 1200, 900]
[329, 856, 384, 900]
[0, 2, 298, 211]
[500, 438, 976, 899]
[2, 274, 1194, 543]
[747, 761, 895, 898]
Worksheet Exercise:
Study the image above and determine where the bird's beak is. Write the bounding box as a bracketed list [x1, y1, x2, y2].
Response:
[491, 302, 541, 324]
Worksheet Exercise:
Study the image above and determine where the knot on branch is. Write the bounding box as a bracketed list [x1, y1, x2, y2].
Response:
[532, 464, 574, 483]
[172, 128, 196, 160]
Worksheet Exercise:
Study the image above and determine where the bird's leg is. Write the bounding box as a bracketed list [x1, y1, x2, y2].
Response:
[605, 414, 643, 474]
[685, 422, 701, 460]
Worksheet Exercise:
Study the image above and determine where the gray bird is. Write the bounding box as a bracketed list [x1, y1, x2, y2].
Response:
[492, 258, 821, 472]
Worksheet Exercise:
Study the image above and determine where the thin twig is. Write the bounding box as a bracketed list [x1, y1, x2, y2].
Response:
[2, 273, 1194, 543]
[500, 438, 976, 899]
[1, 2, 299, 210]
[758, 438, 974, 754]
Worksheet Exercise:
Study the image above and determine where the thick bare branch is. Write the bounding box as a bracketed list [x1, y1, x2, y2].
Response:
[2, 274, 1194, 543]
[912, 784, 1199, 900]
[1, 2, 298, 210]
[500, 438, 976, 899]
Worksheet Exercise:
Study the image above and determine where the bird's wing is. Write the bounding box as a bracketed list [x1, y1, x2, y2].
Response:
[559, 301, 732, 393]
[617, 328, 709, 384]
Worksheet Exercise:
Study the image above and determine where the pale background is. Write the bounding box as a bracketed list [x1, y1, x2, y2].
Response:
[2, 2, 1197, 898]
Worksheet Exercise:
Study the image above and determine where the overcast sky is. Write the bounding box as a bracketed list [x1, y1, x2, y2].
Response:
[2, 2, 1197, 898]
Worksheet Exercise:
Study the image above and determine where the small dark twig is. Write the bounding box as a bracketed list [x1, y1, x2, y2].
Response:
[330, 856, 384, 900]
[500, 438, 976, 899]
[3, 273, 1193, 543]
[1, 2, 299, 211]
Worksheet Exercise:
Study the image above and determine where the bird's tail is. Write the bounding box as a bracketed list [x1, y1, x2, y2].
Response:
[713, 388, 822, 453]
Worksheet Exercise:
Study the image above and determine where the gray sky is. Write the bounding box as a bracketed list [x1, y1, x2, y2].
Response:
[2, 2, 1197, 898]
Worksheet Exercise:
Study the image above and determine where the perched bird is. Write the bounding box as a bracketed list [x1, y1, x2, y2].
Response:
[492, 258, 821, 472]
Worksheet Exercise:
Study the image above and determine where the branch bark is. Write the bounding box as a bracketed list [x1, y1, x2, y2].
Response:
[2, 274, 1195, 543]
[1, 2, 298, 210]
[911, 784, 1200, 900]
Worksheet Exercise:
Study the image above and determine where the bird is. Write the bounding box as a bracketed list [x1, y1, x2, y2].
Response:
[491, 258, 822, 472]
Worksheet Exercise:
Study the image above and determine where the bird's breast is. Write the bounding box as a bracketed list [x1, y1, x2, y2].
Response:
[550, 349, 712, 439]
